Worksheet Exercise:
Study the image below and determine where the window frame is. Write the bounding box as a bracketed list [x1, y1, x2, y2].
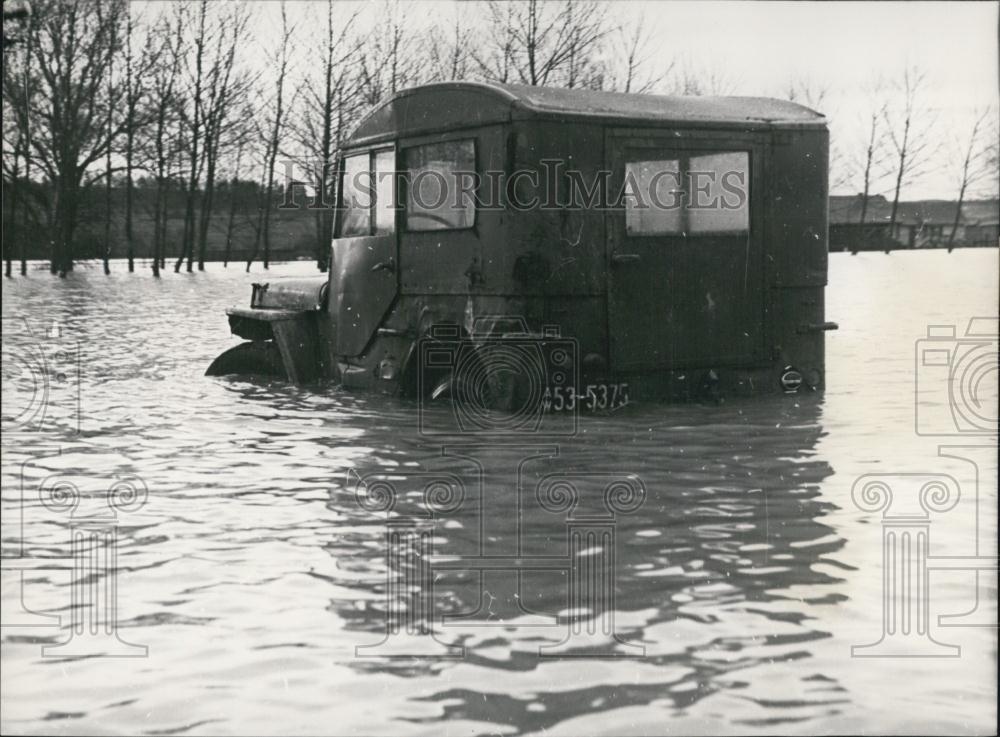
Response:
[401, 137, 478, 234]
[335, 146, 397, 238]
[623, 149, 752, 238]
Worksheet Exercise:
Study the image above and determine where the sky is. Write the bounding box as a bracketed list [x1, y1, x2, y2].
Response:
[617, 1, 999, 198]
[163, 0, 1000, 200]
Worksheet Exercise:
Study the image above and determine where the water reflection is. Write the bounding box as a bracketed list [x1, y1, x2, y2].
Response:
[323, 393, 848, 729]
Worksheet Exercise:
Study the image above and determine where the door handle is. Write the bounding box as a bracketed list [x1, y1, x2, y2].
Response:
[371, 257, 396, 274]
[797, 321, 839, 334]
[611, 253, 641, 265]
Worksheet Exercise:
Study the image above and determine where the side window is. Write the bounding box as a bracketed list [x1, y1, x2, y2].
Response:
[374, 150, 396, 235]
[404, 139, 476, 231]
[339, 153, 372, 237]
[624, 151, 749, 236]
[338, 148, 396, 237]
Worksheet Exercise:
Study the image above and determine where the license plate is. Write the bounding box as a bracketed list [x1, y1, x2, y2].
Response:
[543, 383, 630, 412]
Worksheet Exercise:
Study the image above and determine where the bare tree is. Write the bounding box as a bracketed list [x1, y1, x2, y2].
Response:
[103, 38, 117, 276]
[785, 77, 829, 110]
[2, 95, 28, 277]
[857, 108, 880, 234]
[426, 11, 474, 82]
[2, 5, 36, 277]
[147, 8, 184, 277]
[357, 0, 421, 106]
[562, 0, 608, 89]
[475, 0, 608, 88]
[842, 80, 891, 250]
[247, 1, 295, 272]
[222, 135, 246, 268]
[883, 66, 938, 240]
[9, 0, 128, 276]
[671, 58, 738, 96]
[120, 5, 158, 273]
[196, 2, 254, 270]
[947, 107, 996, 250]
[175, 0, 209, 273]
[295, 0, 360, 271]
[475, 1, 517, 83]
[599, 13, 670, 94]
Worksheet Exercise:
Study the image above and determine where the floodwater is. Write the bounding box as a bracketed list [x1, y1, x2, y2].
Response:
[1, 249, 997, 736]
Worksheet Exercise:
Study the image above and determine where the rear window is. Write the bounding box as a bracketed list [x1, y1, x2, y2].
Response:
[625, 151, 749, 236]
[404, 140, 476, 231]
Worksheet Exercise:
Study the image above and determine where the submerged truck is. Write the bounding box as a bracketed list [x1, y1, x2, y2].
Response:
[207, 81, 836, 407]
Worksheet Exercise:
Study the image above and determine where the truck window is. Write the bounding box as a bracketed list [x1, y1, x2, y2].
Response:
[338, 148, 396, 237]
[340, 153, 371, 237]
[374, 149, 396, 235]
[404, 139, 476, 231]
[625, 151, 749, 236]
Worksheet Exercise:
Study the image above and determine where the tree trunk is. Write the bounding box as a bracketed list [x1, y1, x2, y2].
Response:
[224, 185, 238, 268]
[948, 186, 966, 252]
[126, 126, 135, 272]
[197, 151, 217, 270]
[856, 193, 868, 255]
[19, 166, 27, 276]
[152, 182, 163, 277]
[224, 142, 244, 268]
[247, 200, 264, 272]
[54, 179, 80, 278]
[261, 129, 280, 271]
[177, 0, 207, 274]
[177, 189, 197, 272]
[104, 130, 113, 276]
[262, 184, 273, 270]
[5, 165, 16, 278]
[887, 152, 905, 253]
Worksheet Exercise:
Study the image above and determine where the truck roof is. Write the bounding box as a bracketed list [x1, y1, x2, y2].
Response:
[347, 81, 826, 145]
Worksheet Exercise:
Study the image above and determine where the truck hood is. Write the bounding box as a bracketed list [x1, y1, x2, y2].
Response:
[250, 276, 329, 312]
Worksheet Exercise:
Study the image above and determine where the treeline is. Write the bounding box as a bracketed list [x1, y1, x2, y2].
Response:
[1, 0, 997, 278]
[1, 176, 316, 264]
[2, 0, 673, 278]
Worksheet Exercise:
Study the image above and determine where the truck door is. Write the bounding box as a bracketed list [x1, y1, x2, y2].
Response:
[605, 133, 767, 371]
[331, 147, 398, 356]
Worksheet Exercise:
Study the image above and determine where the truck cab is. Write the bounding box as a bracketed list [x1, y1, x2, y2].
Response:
[208, 81, 834, 404]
